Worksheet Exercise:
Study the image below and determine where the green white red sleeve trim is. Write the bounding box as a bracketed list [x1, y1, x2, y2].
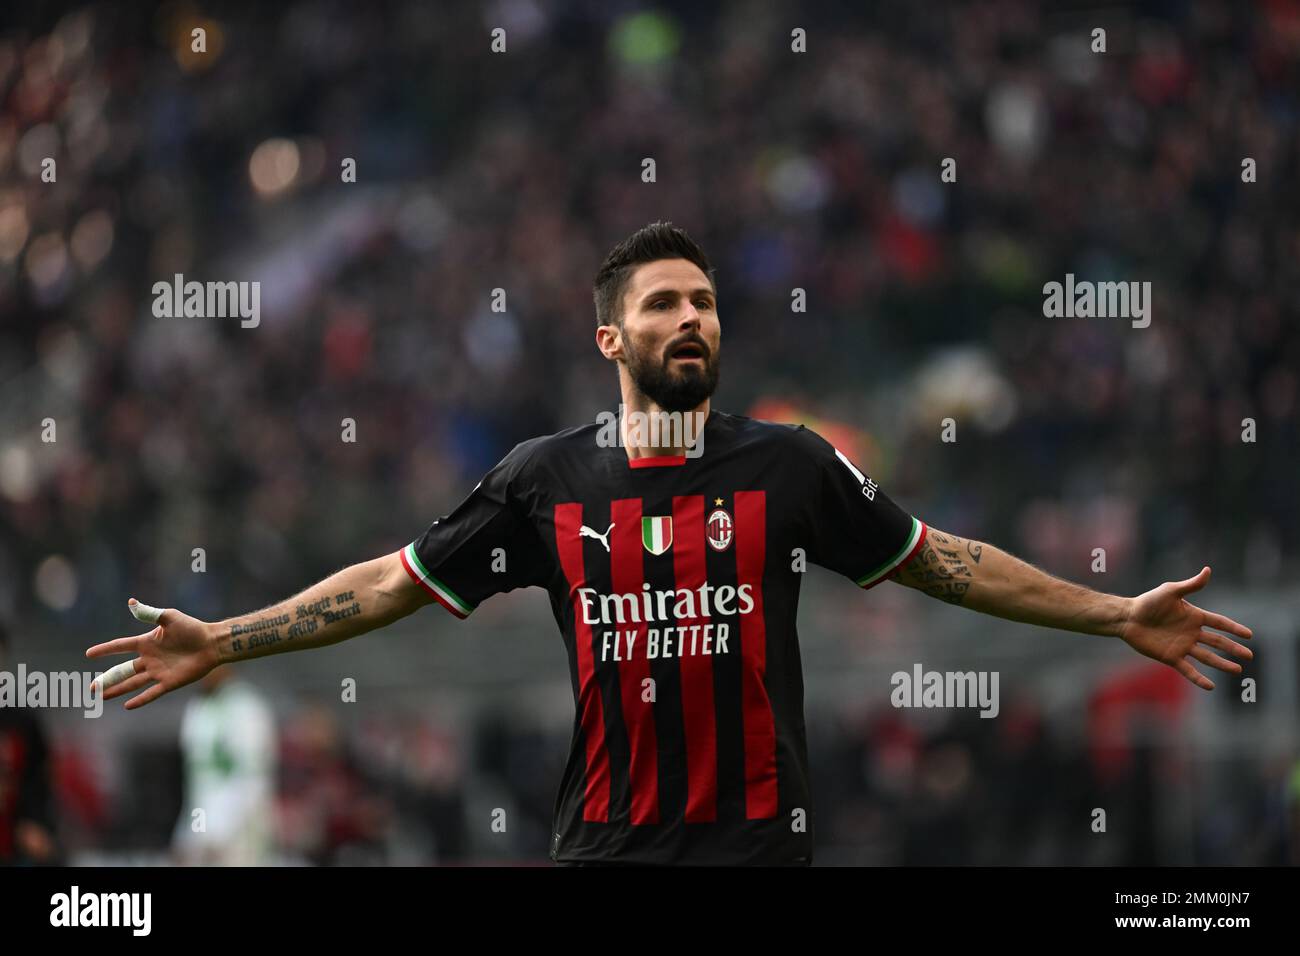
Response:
[855, 517, 927, 590]
[400, 542, 474, 619]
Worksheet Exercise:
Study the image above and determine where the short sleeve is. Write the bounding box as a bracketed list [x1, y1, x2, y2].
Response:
[796, 426, 927, 590]
[400, 441, 552, 618]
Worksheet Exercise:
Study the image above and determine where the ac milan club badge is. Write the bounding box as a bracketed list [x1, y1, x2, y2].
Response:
[706, 507, 734, 552]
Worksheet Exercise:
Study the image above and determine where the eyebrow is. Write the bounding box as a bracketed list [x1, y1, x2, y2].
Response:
[640, 287, 716, 304]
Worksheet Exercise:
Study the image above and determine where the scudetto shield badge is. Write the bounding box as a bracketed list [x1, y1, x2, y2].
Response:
[706, 508, 733, 552]
[641, 516, 673, 555]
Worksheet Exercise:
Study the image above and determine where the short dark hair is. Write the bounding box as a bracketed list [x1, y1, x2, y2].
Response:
[593, 221, 716, 328]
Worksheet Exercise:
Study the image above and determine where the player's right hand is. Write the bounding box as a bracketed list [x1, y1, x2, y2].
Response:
[86, 598, 220, 710]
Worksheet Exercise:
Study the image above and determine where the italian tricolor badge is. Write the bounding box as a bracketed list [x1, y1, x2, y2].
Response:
[642, 516, 673, 555]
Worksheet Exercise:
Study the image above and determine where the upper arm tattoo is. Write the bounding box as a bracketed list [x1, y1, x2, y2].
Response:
[888, 529, 980, 605]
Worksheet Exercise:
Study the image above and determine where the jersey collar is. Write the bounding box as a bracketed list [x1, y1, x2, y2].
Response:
[628, 453, 687, 469]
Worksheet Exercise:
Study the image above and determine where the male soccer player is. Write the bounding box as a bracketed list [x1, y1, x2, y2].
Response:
[88, 221, 1254, 866]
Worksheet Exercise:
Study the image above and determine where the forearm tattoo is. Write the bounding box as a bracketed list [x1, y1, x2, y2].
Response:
[889, 530, 979, 605]
[221, 590, 362, 658]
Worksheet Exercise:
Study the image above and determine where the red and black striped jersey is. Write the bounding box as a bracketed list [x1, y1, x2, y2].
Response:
[401, 409, 927, 865]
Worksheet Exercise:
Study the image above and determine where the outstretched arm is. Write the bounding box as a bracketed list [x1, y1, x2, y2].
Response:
[87, 550, 431, 710]
[888, 527, 1253, 690]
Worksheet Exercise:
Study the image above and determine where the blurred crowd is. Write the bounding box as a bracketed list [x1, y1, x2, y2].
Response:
[1, 0, 1298, 864]
[2, 0, 1298, 626]
[18, 677, 1298, 866]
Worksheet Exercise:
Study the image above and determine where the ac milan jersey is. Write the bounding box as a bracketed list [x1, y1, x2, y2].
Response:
[400, 409, 927, 865]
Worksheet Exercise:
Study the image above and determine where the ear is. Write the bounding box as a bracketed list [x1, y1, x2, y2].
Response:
[595, 323, 622, 361]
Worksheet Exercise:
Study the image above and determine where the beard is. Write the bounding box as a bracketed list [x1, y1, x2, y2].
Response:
[623, 330, 720, 413]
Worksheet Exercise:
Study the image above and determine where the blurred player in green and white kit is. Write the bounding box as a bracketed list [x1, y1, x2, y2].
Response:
[171, 667, 275, 865]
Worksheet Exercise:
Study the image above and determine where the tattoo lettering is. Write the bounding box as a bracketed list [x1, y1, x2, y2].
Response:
[229, 613, 289, 637]
[322, 601, 362, 624]
[297, 596, 331, 619]
[286, 618, 318, 639]
[286, 593, 365, 637]
[223, 592, 368, 660]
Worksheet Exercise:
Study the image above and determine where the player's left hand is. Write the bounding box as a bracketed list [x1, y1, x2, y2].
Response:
[1118, 566, 1253, 690]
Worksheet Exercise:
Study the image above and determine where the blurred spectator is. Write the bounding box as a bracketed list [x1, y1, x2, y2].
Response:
[0, 621, 60, 864]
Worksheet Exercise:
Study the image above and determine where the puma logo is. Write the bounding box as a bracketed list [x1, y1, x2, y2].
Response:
[579, 522, 614, 552]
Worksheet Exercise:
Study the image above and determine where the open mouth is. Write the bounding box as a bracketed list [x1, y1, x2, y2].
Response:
[670, 342, 706, 361]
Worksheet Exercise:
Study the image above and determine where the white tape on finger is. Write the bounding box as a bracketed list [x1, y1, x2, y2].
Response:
[96, 660, 138, 693]
[130, 601, 164, 623]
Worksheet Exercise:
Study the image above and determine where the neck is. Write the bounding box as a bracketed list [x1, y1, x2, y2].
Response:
[618, 393, 710, 461]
